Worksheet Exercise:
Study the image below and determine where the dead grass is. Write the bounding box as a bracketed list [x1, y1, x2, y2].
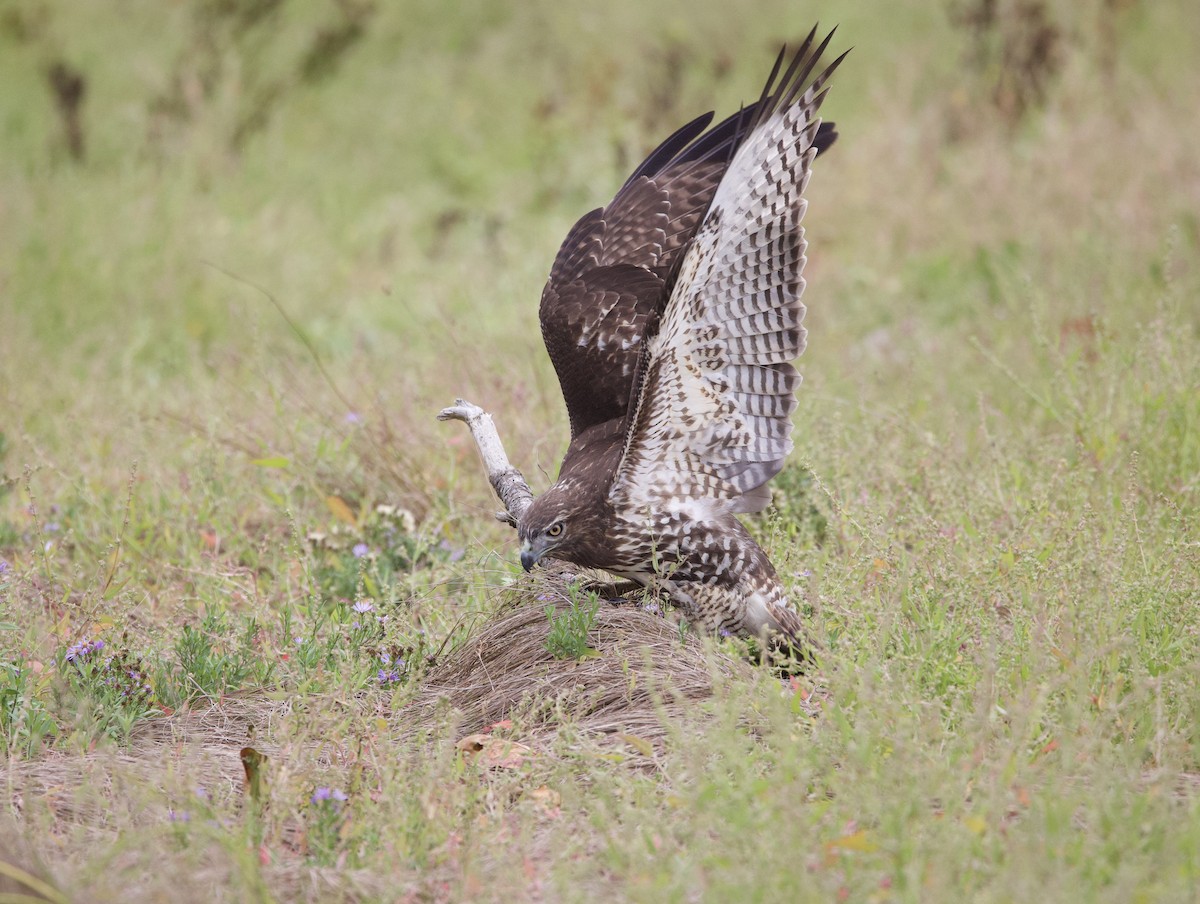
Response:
[406, 570, 763, 749]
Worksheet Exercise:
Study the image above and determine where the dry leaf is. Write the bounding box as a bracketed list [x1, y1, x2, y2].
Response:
[325, 495, 358, 527]
[616, 733, 655, 757]
[241, 746, 268, 804]
[825, 828, 877, 854]
[456, 734, 534, 769]
[530, 785, 561, 817]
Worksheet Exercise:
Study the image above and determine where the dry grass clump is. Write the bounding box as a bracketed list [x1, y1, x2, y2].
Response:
[405, 569, 755, 750]
[4, 694, 289, 829]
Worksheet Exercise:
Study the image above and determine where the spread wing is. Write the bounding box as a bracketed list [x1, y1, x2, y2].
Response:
[539, 32, 839, 439]
[610, 30, 845, 516]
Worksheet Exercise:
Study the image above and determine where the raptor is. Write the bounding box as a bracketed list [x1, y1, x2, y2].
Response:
[442, 27, 845, 649]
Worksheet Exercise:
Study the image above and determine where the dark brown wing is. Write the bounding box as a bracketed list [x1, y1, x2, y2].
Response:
[539, 264, 665, 437]
[540, 29, 839, 440]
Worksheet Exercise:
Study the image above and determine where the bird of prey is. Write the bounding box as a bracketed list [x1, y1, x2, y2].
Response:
[491, 28, 843, 649]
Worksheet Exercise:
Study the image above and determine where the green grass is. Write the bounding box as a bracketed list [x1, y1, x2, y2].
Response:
[2, 0, 1199, 900]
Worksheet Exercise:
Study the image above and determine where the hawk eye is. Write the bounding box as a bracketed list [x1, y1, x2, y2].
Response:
[546, 521, 564, 538]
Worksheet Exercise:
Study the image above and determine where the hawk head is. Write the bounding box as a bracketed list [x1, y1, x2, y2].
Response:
[516, 480, 610, 572]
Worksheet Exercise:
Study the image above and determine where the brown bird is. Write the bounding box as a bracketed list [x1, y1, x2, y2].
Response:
[512, 27, 845, 649]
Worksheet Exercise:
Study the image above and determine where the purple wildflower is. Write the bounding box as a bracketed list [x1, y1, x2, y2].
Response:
[168, 809, 191, 823]
[64, 639, 105, 663]
[377, 668, 402, 684]
[352, 543, 370, 558]
[437, 540, 466, 563]
[344, 412, 362, 424]
[718, 628, 733, 639]
[0, 560, 10, 574]
[311, 787, 348, 804]
[352, 600, 374, 615]
[44, 521, 61, 533]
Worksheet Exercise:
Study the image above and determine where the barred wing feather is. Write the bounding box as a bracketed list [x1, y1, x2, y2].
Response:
[612, 37, 844, 515]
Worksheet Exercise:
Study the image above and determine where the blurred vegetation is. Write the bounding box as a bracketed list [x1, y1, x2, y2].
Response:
[1, 0, 1199, 900]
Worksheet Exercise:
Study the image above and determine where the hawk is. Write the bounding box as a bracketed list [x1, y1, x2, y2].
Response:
[496, 28, 842, 649]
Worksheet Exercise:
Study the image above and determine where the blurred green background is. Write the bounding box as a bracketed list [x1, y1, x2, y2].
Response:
[1, 1, 1199, 897]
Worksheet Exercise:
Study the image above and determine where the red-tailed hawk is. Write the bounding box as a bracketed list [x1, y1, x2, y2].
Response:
[466, 28, 844, 650]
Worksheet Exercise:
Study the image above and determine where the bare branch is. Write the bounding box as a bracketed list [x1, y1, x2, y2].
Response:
[438, 399, 533, 527]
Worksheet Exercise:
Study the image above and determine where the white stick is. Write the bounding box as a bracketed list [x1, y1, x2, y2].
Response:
[437, 399, 533, 528]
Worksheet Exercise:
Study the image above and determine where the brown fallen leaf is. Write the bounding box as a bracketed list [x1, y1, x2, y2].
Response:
[616, 733, 655, 757]
[824, 828, 878, 856]
[456, 734, 534, 769]
[241, 746, 269, 805]
[530, 785, 561, 818]
[326, 495, 358, 527]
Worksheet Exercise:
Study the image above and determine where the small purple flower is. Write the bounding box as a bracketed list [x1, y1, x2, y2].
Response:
[311, 787, 348, 804]
[352, 543, 370, 559]
[344, 412, 362, 424]
[44, 521, 61, 534]
[641, 602, 661, 616]
[65, 639, 105, 664]
[437, 540, 466, 563]
[168, 809, 191, 823]
[377, 668, 401, 684]
[352, 600, 374, 615]
[351, 621, 362, 629]
[718, 628, 733, 639]
[293, 636, 305, 646]
[799, 569, 813, 579]
[0, 560, 10, 574]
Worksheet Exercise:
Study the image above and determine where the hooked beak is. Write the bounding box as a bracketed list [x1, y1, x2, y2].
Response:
[520, 541, 540, 572]
[518, 542, 537, 571]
